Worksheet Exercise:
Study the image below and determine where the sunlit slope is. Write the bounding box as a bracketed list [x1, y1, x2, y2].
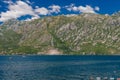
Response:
[0, 13, 120, 55]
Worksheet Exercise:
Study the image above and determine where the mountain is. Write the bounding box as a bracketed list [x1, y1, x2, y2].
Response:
[0, 13, 120, 55]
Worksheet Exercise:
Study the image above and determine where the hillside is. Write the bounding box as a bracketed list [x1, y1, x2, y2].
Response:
[0, 13, 120, 55]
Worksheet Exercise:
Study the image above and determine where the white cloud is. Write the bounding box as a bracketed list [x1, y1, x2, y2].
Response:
[49, 5, 61, 13]
[95, 6, 100, 11]
[3, 0, 13, 4]
[65, 4, 100, 13]
[0, 1, 36, 22]
[35, 6, 39, 8]
[65, 4, 76, 11]
[9, 1, 35, 15]
[26, 0, 31, 4]
[34, 5, 61, 16]
[78, 5, 95, 13]
[0, 1, 100, 22]
[25, 16, 40, 21]
[35, 7, 49, 15]
[0, 1, 62, 22]
[64, 14, 78, 17]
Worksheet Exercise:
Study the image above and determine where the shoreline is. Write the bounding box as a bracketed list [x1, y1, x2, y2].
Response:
[0, 54, 120, 56]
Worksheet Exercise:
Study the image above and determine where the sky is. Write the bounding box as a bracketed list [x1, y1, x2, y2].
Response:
[0, 0, 120, 22]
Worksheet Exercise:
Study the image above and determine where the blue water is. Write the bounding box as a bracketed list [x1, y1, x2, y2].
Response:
[0, 55, 120, 80]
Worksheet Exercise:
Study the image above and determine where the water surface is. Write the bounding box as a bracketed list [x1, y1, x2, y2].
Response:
[0, 55, 120, 80]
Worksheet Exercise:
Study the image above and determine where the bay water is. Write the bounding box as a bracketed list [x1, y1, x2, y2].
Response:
[0, 55, 120, 80]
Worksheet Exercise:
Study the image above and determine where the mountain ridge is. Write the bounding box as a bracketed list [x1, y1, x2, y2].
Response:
[0, 13, 120, 55]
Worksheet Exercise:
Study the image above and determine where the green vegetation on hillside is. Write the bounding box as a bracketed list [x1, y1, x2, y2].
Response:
[0, 13, 120, 55]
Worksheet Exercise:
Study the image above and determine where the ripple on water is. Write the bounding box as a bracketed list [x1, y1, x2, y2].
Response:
[0, 56, 120, 80]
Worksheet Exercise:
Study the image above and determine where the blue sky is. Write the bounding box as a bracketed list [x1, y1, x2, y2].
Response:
[0, 0, 120, 22]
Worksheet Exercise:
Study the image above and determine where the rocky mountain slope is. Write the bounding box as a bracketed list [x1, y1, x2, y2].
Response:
[0, 13, 120, 55]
